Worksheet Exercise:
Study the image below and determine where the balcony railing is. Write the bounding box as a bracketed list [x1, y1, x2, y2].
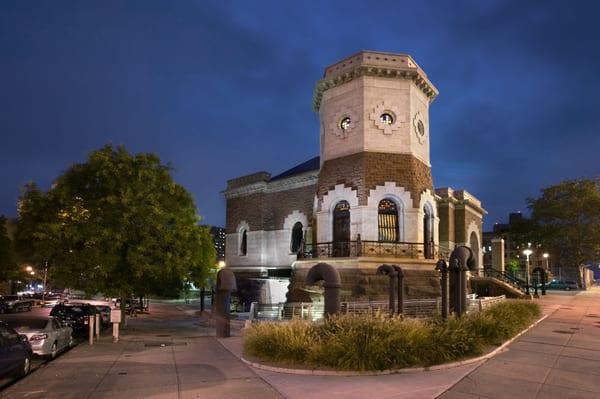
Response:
[298, 240, 441, 260]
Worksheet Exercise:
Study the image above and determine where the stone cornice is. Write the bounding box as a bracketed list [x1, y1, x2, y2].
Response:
[223, 171, 319, 199]
[313, 65, 439, 111]
[454, 201, 488, 218]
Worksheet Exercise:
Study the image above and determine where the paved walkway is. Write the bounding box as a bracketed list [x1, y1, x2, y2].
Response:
[2, 292, 596, 399]
[440, 289, 600, 399]
[0, 303, 282, 399]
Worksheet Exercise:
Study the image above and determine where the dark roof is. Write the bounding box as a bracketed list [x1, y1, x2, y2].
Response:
[271, 156, 320, 181]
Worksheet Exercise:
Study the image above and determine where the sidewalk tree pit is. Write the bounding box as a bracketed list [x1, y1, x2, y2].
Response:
[243, 300, 540, 372]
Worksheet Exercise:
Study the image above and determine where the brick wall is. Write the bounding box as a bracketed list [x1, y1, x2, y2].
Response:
[226, 184, 316, 234]
[317, 152, 433, 209]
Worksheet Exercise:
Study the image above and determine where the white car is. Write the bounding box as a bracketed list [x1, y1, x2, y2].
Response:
[0, 315, 73, 359]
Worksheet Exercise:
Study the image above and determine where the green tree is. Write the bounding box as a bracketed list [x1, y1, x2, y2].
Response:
[527, 178, 600, 269]
[15, 145, 216, 303]
[505, 258, 521, 275]
[0, 215, 17, 282]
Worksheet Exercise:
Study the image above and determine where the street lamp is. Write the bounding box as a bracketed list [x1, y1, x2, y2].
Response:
[25, 265, 33, 273]
[543, 253, 549, 272]
[523, 248, 533, 295]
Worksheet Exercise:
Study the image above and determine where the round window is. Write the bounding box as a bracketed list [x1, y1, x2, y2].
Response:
[417, 120, 425, 136]
[380, 113, 394, 125]
[340, 117, 351, 131]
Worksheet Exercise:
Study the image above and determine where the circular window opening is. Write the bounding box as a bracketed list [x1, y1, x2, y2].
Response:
[380, 113, 394, 125]
[340, 117, 351, 131]
[417, 120, 425, 136]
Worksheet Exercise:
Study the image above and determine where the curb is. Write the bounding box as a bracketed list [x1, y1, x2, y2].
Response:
[240, 312, 553, 376]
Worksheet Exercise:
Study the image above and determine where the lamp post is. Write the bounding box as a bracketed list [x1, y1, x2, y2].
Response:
[543, 253, 549, 272]
[523, 248, 533, 295]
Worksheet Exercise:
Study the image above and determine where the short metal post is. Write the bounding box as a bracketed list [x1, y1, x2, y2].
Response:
[95, 314, 100, 339]
[113, 323, 119, 343]
[88, 315, 94, 345]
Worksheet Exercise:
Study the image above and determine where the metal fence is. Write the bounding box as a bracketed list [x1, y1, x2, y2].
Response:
[249, 298, 442, 322]
[466, 295, 506, 313]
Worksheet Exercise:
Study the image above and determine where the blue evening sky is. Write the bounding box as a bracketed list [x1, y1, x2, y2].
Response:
[1, 1, 599, 229]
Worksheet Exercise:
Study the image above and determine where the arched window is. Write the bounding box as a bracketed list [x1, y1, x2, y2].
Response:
[378, 199, 399, 242]
[290, 222, 303, 253]
[240, 229, 247, 256]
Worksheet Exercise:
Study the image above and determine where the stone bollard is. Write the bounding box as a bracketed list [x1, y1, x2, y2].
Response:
[215, 268, 237, 338]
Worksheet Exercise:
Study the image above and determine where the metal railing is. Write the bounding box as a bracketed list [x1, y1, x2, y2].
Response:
[299, 240, 441, 260]
[466, 295, 506, 313]
[249, 298, 442, 321]
[483, 268, 528, 293]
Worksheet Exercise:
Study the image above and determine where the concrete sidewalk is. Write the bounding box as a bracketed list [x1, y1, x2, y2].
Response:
[2, 292, 594, 399]
[219, 336, 484, 399]
[0, 303, 282, 399]
[440, 289, 600, 399]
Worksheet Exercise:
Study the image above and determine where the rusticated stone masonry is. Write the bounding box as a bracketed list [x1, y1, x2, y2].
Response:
[317, 152, 433, 209]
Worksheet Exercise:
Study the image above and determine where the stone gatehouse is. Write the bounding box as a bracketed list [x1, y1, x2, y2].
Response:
[223, 50, 486, 306]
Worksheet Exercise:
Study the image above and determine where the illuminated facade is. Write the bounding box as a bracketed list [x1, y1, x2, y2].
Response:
[223, 51, 485, 304]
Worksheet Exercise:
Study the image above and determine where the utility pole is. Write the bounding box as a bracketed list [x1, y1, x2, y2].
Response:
[42, 262, 48, 303]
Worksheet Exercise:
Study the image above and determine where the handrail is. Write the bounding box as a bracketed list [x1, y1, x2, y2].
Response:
[483, 269, 527, 292]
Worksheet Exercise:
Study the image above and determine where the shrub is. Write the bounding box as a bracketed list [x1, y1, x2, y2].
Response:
[243, 299, 540, 371]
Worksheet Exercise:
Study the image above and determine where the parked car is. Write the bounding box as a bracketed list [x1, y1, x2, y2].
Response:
[0, 295, 34, 313]
[50, 304, 99, 335]
[546, 280, 579, 290]
[42, 294, 64, 308]
[0, 315, 73, 359]
[69, 302, 111, 327]
[0, 321, 32, 379]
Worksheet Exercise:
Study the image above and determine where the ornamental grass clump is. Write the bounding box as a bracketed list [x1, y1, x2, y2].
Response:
[243, 299, 540, 372]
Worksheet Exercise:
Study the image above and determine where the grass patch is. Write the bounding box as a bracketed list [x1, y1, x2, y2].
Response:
[243, 299, 540, 371]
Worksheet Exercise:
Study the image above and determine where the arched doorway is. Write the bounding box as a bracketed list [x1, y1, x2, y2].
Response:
[290, 222, 303, 253]
[423, 204, 434, 259]
[333, 200, 350, 257]
[469, 231, 479, 269]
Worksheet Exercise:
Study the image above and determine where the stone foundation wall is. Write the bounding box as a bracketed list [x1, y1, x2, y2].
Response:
[288, 263, 440, 303]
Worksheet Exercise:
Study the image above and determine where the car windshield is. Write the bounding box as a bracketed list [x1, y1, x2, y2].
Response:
[2, 318, 48, 330]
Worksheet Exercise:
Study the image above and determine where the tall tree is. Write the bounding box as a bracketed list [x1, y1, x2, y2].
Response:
[15, 145, 216, 300]
[527, 178, 600, 269]
[0, 215, 17, 282]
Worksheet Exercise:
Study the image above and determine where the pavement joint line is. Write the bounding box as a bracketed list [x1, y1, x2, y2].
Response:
[513, 340, 600, 354]
[436, 302, 562, 399]
[84, 340, 127, 399]
[170, 345, 182, 399]
[532, 301, 589, 399]
[215, 338, 291, 399]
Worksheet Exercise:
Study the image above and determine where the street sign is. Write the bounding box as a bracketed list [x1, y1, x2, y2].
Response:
[110, 309, 122, 323]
